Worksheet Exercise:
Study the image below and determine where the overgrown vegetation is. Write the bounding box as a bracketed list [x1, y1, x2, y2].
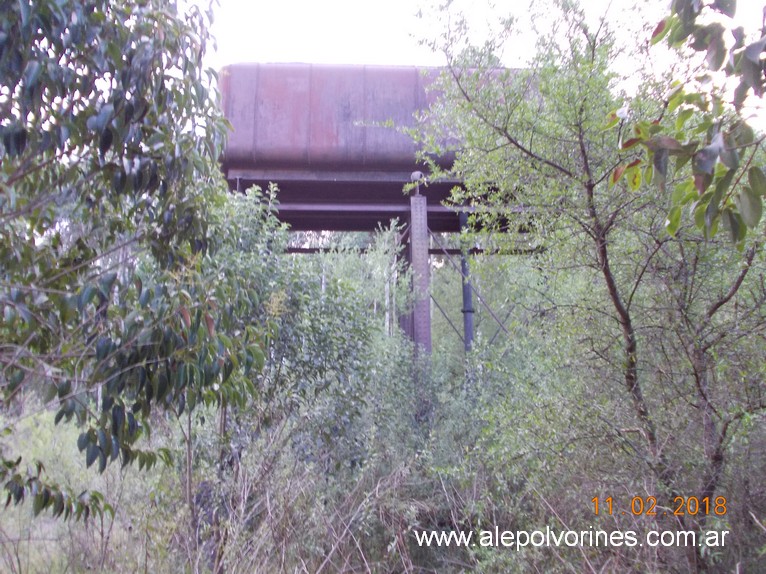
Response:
[1, 0, 765, 572]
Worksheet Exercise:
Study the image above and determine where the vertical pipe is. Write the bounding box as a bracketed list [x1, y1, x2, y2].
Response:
[459, 211, 474, 353]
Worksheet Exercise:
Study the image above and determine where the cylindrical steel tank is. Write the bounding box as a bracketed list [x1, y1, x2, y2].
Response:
[219, 63, 441, 172]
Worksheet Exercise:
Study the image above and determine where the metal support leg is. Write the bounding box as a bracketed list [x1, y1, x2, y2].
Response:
[410, 194, 431, 355]
[397, 229, 413, 340]
[459, 211, 474, 353]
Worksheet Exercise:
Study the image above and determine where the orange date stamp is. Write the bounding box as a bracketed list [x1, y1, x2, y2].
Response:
[592, 496, 727, 517]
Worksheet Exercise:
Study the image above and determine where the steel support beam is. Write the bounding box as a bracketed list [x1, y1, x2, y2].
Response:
[409, 193, 431, 355]
[459, 211, 474, 353]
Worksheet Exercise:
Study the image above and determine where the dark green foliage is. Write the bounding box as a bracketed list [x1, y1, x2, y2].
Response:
[627, 0, 766, 243]
[0, 0, 262, 519]
[412, 1, 766, 570]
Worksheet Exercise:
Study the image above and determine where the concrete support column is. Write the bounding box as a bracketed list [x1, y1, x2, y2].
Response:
[410, 193, 431, 355]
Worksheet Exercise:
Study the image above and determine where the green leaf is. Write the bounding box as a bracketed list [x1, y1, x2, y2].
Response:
[85, 444, 99, 468]
[705, 28, 727, 71]
[694, 173, 713, 195]
[693, 134, 723, 175]
[733, 80, 749, 111]
[602, 110, 620, 130]
[33, 493, 45, 516]
[671, 178, 699, 205]
[733, 122, 755, 147]
[736, 186, 762, 228]
[675, 108, 694, 130]
[741, 58, 763, 95]
[112, 167, 126, 193]
[111, 405, 124, 437]
[127, 412, 138, 437]
[669, 18, 696, 46]
[88, 103, 114, 134]
[96, 336, 111, 361]
[78, 285, 97, 312]
[12, 128, 27, 157]
[100, 126, 114, 156]
[121, 447, 132, 469]
[712, 0, 736, 18]
[672, 180, 691, 204]
[748, 167, 766, 196]
[24, 61, 42, 91]
[651, 18, 671, 45]
[719, 136, 739, 170]
[704, 172, 732, 233]
[77, 432, 89, 453]
[110, 437, 119, 461]
[52, 492, 64, 518]
[99, 272, 118, 297]
[675, 150, 694, 173]
[722, 208, 746, 243]
[57, 379, 72, 399]
[17, 0, 30, 27]
[653, 148, 669, 187]
[703, 170, 736, 231]
[627, 166, 642, 191]
[123, 100, 135, 123]
[97, 429, 109, 456]
[43, 383, 58, 403]
[744, 36, 766, 64]
[156, 371, 168, 402]
[251, 345, 265, 372]
[665, 205, 682, 236]
[715, 168, 736, 197]
[610, 165, 627, 187]
[644, 164, 654, 187]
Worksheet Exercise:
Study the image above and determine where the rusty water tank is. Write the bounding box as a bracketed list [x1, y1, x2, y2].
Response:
[219, 63, 443, 172]
[218, 63, 462, 231]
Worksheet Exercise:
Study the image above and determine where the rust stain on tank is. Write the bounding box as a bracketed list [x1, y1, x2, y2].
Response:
[220, 63, 440, 172]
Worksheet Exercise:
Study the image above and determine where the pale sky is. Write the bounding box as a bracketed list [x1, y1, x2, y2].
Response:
[208, 0, 440, 69]
[208, 0, 765, 69]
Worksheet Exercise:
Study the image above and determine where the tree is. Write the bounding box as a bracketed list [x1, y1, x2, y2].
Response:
[415, 0, 766, 570]
[616, 0, 766, 243]
[0, 0, 263, 519]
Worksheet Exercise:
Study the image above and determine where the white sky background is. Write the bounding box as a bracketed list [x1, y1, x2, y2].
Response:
[208, 0, 441, 68]
[205, 0, 766, 126]
[207, 0, 765, 68]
